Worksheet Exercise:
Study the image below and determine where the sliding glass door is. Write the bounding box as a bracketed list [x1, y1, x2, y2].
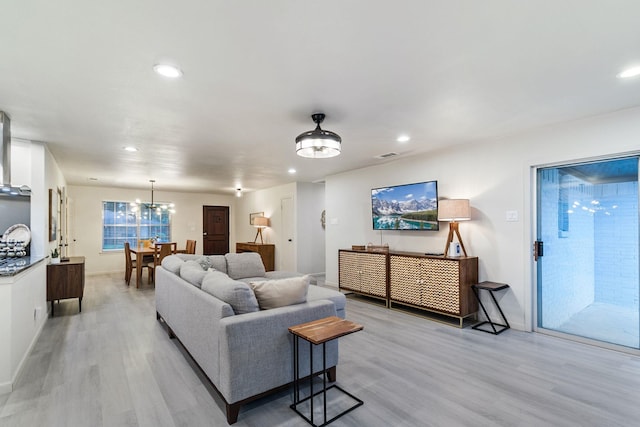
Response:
[536, 157, 639, 348]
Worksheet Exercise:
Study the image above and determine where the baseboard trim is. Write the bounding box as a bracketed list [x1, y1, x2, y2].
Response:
[6, 308, 49, 394]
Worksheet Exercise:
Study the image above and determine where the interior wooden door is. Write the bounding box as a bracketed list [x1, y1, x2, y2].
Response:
[203, 206, 229, 255]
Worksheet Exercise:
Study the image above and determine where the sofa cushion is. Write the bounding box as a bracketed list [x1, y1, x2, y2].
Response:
[248, 276, 310, 310]
[306, 285, 346, 315]
[225, 253, 266, 280]
[201, 270, 260, 315]
[161, 255, 184, 275]
[264, 271, 318, 286]
[195, 255, 227, 273]
[180, 260, 207, 288]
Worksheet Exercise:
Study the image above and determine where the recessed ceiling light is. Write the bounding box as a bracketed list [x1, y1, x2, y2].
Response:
[288, 168, 297, 174]
[153, 64, 183, 78]
[124, 146, 138, 152]
[397, 135, 410, 143]
[618, 66, 640, 79]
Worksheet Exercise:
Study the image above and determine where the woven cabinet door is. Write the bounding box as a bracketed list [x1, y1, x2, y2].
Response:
[423, 259, 460, 314]
[359, 252, 387, 297]
[339, 251, 362, 292]
[390, 255, 422, 305]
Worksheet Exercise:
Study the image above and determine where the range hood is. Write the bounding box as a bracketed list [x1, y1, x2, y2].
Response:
[0, 111, 31, 197]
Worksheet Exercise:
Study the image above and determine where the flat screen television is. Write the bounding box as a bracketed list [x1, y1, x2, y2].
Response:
[371, 180, 439, 230]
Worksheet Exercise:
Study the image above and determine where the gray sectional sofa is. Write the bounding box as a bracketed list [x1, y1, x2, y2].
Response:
[155, 253, 346, 424]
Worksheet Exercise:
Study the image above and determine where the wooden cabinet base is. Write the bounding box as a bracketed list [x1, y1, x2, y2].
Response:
[47, 256, 85, 316]
[339, 249, 478, 328]
[236, 243, 275, 271]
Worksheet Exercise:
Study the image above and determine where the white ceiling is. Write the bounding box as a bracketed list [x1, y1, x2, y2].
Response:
[2, 1, 640, 195]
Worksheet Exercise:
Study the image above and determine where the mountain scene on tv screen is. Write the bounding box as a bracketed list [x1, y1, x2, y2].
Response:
[372, 183, 438, 230]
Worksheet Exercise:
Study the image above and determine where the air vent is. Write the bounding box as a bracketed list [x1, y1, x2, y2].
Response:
[375, 152, 398, 159]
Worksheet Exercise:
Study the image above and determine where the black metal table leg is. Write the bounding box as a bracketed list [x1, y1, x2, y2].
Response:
[289, 317, 364, 426]
[471, 282, 510, 335]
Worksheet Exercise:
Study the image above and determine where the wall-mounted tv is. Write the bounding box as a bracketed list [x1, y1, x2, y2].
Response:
[371, 181, 439, 230]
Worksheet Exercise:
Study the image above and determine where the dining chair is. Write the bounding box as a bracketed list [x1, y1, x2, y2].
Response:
[155, 242, 177, 254]
[149, 242, 176, 283]
[124, 242, 152, 286]
[185, 239, 196, 254]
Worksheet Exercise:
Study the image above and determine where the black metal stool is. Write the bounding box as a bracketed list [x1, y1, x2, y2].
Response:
[471, 281, 510, 335]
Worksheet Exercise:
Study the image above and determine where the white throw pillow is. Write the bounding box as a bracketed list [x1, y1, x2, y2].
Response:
[249, 276, 310, 310]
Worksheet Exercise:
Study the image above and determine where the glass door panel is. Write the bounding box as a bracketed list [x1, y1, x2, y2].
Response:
[536, 157, 639, 348]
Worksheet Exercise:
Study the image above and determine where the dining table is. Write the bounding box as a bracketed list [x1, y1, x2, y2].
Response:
[129, 242, 185, 287]
[128, 245, 156, 287]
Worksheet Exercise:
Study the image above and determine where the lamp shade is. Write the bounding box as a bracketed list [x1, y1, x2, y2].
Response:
[253, 216, 269, 228]
[438, 199, 470, 221]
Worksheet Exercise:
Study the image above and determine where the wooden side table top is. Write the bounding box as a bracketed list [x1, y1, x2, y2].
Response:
[472, 281, 509, 292]
[289, 316, 363, 345]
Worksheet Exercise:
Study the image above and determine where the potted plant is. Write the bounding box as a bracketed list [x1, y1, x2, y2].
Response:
[51, 248, 60, 264]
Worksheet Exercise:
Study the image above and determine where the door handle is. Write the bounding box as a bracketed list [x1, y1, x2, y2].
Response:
[533, 240, 544, 261]
[203, 232, 207, 236]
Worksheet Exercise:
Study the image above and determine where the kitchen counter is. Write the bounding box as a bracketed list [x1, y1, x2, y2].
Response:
[0, 255, 46, 277]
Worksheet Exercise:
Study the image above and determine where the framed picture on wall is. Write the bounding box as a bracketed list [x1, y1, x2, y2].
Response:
[49, 188, 58, 242]
[249, 212, 264, 226]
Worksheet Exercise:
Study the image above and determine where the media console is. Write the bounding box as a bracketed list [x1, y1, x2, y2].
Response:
[338, 249, 478, 327]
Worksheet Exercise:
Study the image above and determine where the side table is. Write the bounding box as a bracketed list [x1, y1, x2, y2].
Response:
[47, 256, 86, 316]
[288, 316, 364, 426]
[471, 281, 510, 334]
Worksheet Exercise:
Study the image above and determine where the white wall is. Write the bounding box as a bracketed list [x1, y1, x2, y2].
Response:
[44, 146, 66, 257]
[296, 182, 326, 275]
[0, 140, 59, 393]
[235, 182, 327, 274]
[325, 106, 640, 331]
[235, 183, 296, 270]
[68, 185, 235, 275]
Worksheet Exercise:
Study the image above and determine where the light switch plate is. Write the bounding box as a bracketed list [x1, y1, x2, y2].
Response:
[506, 210, 519, 222]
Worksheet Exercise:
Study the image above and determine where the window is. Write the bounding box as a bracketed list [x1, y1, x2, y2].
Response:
[102, 201, 172, 251]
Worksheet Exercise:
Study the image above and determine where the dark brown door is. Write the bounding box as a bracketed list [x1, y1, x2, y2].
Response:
[203, 206, 229, 255]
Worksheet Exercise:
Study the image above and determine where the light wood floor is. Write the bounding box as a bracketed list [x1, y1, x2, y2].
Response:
[2, 273, 640, 426]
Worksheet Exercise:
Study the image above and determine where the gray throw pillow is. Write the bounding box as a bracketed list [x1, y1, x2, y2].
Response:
[225, 253, 266, 279]
[180, 260, 207, 288]
[161, 255, 184, 275]
[249, 275, 310, 310]
[201, 270, 260, 314]
[196, 256, 214, 270]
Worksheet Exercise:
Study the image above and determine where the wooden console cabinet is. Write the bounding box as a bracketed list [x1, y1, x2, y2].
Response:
[389, 252, 478, 326]
[338, 249, 478, 327]
[338, 250, 388, 304]
[46, 256, 85, 316]
[236, 242, 275, 271]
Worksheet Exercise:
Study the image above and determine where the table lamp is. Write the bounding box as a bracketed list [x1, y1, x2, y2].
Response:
[253, 216, 270, 244]
[437, 199, 471, 256]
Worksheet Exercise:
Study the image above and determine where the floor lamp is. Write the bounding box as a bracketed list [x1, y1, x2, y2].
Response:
[253, 216, 269, 244]
[438, 199, 471, 257]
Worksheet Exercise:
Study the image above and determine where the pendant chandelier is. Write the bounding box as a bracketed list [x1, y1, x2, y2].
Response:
[295, 113, 341, 158]
[130, 180, 175, 214]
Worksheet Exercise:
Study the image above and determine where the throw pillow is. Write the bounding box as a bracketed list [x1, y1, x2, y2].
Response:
[249, 275, 310, 310]
[161, 255, 183, 275]
[196, 256, 213, 270]
[180, 260, 207, 288]
[225, 253, 266, 280]
[201, 270, 260, 314]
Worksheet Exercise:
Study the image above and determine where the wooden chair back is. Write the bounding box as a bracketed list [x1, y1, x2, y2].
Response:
[186, 239, 196, 254]
[154, 242, 177, 266]
[124, 242, 134, 284]
[124, 242, 134, 265]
